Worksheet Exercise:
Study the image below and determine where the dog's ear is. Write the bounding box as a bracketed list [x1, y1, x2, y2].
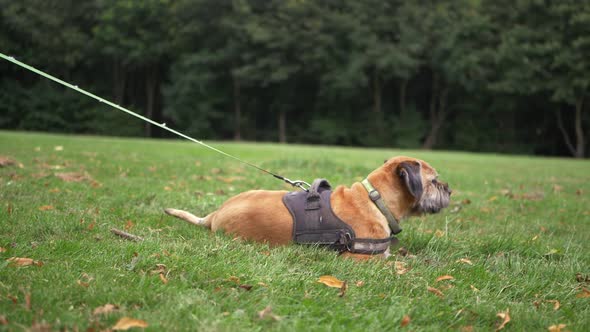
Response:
[398, 161, 423, 199]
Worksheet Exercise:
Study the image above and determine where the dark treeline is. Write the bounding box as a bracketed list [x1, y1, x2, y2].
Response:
[1, 0, 588, 158]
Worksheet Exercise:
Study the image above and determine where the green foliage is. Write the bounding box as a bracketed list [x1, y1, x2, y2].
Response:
[0, 0, 589, 157]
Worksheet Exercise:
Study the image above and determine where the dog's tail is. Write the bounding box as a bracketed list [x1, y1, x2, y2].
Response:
[164, 208, 210, 228]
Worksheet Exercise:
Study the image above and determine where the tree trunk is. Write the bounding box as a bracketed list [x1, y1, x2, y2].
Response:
[399, 79, 408, 116]
[557, 96, 586, 158]
[423, 73, 448, 149]
[233, 75, 242, 141]
[372, 68, 383, 140]
[144, 66, 159, 137]
[278, 109, 287, 143]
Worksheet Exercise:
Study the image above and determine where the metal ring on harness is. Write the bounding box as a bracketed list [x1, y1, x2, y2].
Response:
[282, 178, 311, 192]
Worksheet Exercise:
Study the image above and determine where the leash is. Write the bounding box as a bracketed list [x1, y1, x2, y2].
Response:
[0, 52, 311, 191]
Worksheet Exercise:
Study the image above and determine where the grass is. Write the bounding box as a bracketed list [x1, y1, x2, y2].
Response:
[1, 130, 589, 331]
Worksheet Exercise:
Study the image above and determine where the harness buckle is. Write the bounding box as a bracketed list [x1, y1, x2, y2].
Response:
[368, 189, 381, 201]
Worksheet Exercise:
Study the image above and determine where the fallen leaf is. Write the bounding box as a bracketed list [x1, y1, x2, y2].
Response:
[30, 322, 51, 331]
[470, 285, 479, 292]
[159, 273, 168, 284]
[457, 258, 473, 265]
[318, 275, 345, 288]
[151, 264, 167, 275]
[6, 257, 43, 267]
[434, 229, 445, 238]
[496, 309, 511, 331]
[400, 315, 411, 327]
[7, 294, 17, 304]
[397, 247, 409, 256]
[55, 172, 90, 182]
[355, 281, 365, 287]
[521, 192, 545, 201]
[461, 199, 472, 205]
[164, 186, 172, 191]
[427, 286, 444, 298]
[488, 196, 498, 201]
[338, 281, 348, 297]
[436, 275, 455, 282]
[0, 247, 6, 253]
[48, 188, 60, 193]
[480, 207, 491, 213]
[552, 185, 563, 193]
[460, 326, 474, 332]
[544, 300, 560, 311]
[576, 189, 583, 196]
[211, 168, 222, 174]
[258, 306, 281, 321]
[0, 315, 7, 325]
[93, 303, 119, 315]
[258, 282, 268, 287]
[124, 220, 134, 230]
[112, 317, 148, 330]
[239, 284, 253, 291]
[576, 287, 590, 298]
[54, 146, 63, 151]
[38, 205, 54, 211]
[394, 261, 410, 275]
[77, 280, 90, 288]
[548, 324, 567, 332]
[228, 276, 241, 284]
[0, 156, 17, 167]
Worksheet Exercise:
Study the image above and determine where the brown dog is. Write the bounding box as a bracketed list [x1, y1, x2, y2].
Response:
[165, 156, 451, 259]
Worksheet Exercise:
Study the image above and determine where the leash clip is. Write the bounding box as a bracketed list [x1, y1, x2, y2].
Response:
[282, 177, 311, 192]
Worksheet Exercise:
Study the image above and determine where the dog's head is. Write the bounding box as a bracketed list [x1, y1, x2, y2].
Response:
[369, 156, 451, 217]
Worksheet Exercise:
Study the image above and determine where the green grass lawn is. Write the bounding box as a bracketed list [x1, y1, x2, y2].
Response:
[1, 130, 589, 331]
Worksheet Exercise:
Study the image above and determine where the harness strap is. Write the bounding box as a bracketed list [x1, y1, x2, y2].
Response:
[350, 236, 398, 255]
[361, 179, 402, 235]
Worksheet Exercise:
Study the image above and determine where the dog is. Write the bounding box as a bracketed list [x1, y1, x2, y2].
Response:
[165, 156, 451, 259]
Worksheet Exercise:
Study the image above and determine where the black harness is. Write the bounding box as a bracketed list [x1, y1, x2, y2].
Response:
[282, 179, 398, 255]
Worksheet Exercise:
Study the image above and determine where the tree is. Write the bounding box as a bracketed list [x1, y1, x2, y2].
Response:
[93, 0, 176, 137]
[489, 0, 590, 158]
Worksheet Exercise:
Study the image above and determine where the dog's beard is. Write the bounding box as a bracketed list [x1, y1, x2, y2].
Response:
[414, 183, 451, 214]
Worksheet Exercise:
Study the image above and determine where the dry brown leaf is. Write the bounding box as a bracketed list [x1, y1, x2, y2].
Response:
[338, 281, 348, 297]
[552, 185, 564, 193]
[576, 189, 583, 196]
[427, 286, 444, 298]
[239, 284, 253, 291]
[77, 280, 90, 288]
[355, 281, 365, 287]
[318, 275, 345, 288]
[460, 326, 474, 332]
[159, 273, 168, 284]
[457, 258, 473, 265]
[0, 315, 7, 325]
[548, 324, 567, 332]
[228, 276, 241, 283]
[470, 285, 479, 292]
[55, 172, 90, 182]
[496, 309, 511, 331]
[576, 287, 590, 298]
[544, 300, 560, 311]
[124, 220, 134, 230]
[0, 247, 6, 253]
[395, 261, 410, 275]
[112, 317, 148, 330]
[93, 303, 119, 315]
[38, 205, 54, 211]
[54, 146, 63, 151]
[258, 306, 281, 321]
[488, 196, 498, 201]
[6, 257, 43, 267]
[30, 322, 51, 331]
[164, 186, 172, 191]
[436, 275, 455, 282]
[400, 315, 411, 327]
[151, 264, 167, 275]
[434, 229, 445, 238]
[0, 156, 17, 167]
